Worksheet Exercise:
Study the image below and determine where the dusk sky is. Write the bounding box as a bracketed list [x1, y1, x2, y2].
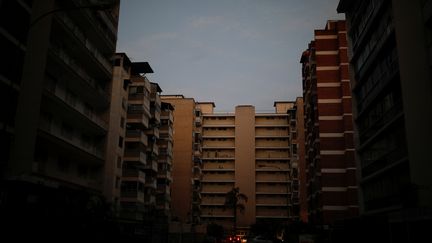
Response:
[116, 0, 343, 112]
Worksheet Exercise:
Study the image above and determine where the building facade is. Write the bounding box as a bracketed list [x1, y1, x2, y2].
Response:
[105, 53, 131, 210]
[160, 95, 203, 241]
[0, 0, 120, 239]
[337, 0, 432, 241]
[197, 102, 296, 233]
[288, 97, 308, 223]
[120, 63, 174, 241]
[300, 20, 358, 226]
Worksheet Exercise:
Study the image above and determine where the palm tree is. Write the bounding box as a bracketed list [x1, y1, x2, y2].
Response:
[224, 187, 248, 235]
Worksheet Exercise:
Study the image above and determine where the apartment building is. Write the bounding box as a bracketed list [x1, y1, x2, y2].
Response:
[160, 95, 203, 225]
[121, 63, 161, 239]
[337, 0, 432, 241]
[104, 53, 131, 210]
[300, 20, 358, 225]
[197, 102, 295, 233]
[157, 101, 174, 217]
[287, 97, 308, 222]
[0, 0, 120, 238]
[160, 95, 204, 242]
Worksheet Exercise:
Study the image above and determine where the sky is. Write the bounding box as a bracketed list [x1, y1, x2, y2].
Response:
[116, 0, 343, 112]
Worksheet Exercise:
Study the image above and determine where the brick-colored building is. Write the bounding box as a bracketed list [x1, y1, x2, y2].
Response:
[300, 20, 358, 225]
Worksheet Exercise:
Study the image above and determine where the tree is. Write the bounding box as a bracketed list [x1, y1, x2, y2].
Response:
[224, 187, 247, 235]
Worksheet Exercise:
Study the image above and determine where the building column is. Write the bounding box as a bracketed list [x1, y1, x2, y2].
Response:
[10, 0, 55, 176]
[235, 105, 256, 229]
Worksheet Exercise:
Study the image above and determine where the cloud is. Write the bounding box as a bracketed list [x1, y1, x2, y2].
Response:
[190, 16, 225, 28]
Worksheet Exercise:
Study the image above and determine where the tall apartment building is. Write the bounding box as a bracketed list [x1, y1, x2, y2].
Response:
[287, 97, 308, 222]
[300, 20, 358, 226]
[160, 95, 203, 226]
[105, 53, 131, 210]
[157, 101, 174, 217]
[197, 102, 295, 233]
[0, 0, 120, 238]
[337, 0, 432, 241]
[160, 95, 204, 242]
[121, 63, 169, 241]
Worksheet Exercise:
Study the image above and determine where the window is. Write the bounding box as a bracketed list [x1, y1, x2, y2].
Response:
[61, 122, 73, 140]
[292, 144, 298, 155]
[83, 103, 93, 117]
[123, 79, 130, 90]
[81, 134, 91, 148]
[129, 85, 144, 94]
[118, 136, 124, 148]
[114, 58, 121, 66]
[115, 176, 120, 188]
[57, 157, 69, 173]
[120, 116, 125, 128]
[117, 156, 122, 169]
[65, 89, 77, 107]
[77, 165, 88, 179]
[121, 98, 127, 110]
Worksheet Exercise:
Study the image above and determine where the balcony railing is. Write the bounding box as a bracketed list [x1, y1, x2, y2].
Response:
[38, 118, 105, 160]
[56, 12, 112, 75]
[120, 191, 145, 202]
[127, 113, 149, 129]
[45, 83, 108, 130]
[123, 150, 146, 165]
[49, 44, 109, 107]
[122, 169, 146, 182]
[144, 160, 158, 172]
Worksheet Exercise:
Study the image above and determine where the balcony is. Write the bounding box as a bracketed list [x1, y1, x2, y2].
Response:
[38, 118, 105, 161]
[145, 179, 157, 189]
[54, 13, 112, 77]
[195, 116, 202, 126]
[194, 157, 203, 165]
[123, 150, 146, 165]
[256, 175, 289, 183]
[158, 170, 172, 182]
[48, 45, 109, 109]
[72, 0, 117, 50]
[145, 127, 159, 139]
[144, 160, 158, 173]
[255, 128, 289, 138]
[161, 111, 174, 123]
[122, 169, 146, 183]
[144, 195, 156, 206]
[121, 190, 145, 203]
[127, 113, 149, 129]
[146, 143, 159, 157]
[255, 118, 289, 127]
[44, 79, 108, 133]
[126, 130, 148, 147]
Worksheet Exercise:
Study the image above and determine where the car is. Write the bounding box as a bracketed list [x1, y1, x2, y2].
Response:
[249, 235, 273, 243]
[225, 235, 242, 243]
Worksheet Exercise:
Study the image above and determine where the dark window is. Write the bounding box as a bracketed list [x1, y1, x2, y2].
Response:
[123, 79, 130, 90]
[117, 156, 122, 168]
[57, 157, 70, 173]
[118, 136, 123, 148]
[120, 116, 125, 128]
